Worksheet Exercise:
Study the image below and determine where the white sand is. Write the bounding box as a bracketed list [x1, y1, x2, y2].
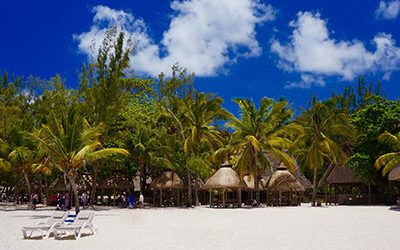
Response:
[0, 205, 399, 250]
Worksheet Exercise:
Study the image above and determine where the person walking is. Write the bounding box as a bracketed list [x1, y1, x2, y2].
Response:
[81, 192, 87, 209]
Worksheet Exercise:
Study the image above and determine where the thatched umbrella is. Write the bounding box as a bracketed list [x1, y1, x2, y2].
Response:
[389, 164, 400, 181]
[151, 170, 183, 206]
[204, 161, 245, 207]
[243, 174, 268, 190]
[151, 170, 184, 189]
[267, 163, 304, 205]
[98, 174, 135, 206]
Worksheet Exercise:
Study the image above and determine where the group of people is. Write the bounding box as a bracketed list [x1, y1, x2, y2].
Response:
[119, 192, 144, 209]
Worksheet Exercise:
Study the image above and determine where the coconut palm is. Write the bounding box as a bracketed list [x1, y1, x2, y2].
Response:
[228, 98, 300, 202]
[375, 131, 400, 176]
[31, 107, 129, 213]
[294, 98, 355, 206]
[180, 92, 231, 205]
[0, 129, 35, 206]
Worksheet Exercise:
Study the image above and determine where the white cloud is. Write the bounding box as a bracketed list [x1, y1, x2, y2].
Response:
[285, 74, 325, 89]
[376, 0, 400, 19]
[271, 12, 400, 88]
[74, 1, 275, 77]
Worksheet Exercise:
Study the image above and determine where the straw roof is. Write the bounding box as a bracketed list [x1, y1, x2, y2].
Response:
[293, 167, 313, 190]
[319, 164, 362, 187]
[151, 170, 184, 190]
[99, 173, 134, 190]
[50, 175, 90, 191]
[263, 155, 312, 190]
[133, 175, 153, 192]
[204, 161, 246, 190]
[267, 163, 304, 192]
[243, 174, 268, 190]
[389, 164, 400, 181]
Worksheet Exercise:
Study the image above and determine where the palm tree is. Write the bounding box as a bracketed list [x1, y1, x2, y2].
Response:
[294, 98, 355, 206]
[0, 129, 35, 207]
[228, 98, 300, 202]
[180, 92, 231, 205]
[31, 107, 130, 213]
[375, 131, 400, 176]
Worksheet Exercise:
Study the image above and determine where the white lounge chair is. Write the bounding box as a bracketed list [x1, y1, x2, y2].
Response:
[22, 211, 66, 239]
[54, 211, 97, 239]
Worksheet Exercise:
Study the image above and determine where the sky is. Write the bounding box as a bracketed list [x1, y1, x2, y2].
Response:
[0, 0, 399, 114]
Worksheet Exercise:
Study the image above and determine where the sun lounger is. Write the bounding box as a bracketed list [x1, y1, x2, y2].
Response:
[54, 211, 97, 239]
[22, 211, 66, 239]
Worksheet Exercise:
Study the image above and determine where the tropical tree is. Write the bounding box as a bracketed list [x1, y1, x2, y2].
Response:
[375, 131, 400, 176]
[0, 129, 36, 207]
[294, 97, 355, 206]
[180, 91, 231, 205]
[31, 107, 130, 213]
[228, 98, 300, 202]
[78, 28, 151, 205]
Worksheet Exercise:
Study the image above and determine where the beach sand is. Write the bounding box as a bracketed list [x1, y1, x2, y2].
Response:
[0, 205, 399, 250]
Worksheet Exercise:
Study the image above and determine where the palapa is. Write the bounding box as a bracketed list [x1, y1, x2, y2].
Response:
[243, 174, 268, 190]
[203, 162, 246, 190]
[318, 164, 362, 187]
[151, 170, 184, 190]
[389, 164, 400, 181]
[99, 174, 134, 190]
[267, 163, 304, 192]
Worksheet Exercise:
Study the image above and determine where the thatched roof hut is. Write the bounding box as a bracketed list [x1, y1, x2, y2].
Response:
[263, 155, 312, 190]
[98, 173, 134, 190]
[389, 164, 400, 181]
[50, 175, 90, 191]
[151, 170, 184, 190]
[204, 161, 245, 190]
[266, 163, 304, 192]
[318, 164, 362, 187]
[243, 174, 268, 190]
[133, 175, 152, 192]
[293, 167, 313, 190]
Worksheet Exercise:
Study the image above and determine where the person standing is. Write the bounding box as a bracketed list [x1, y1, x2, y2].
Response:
[81, 192, 87, 209]
[64, 192, 70, 210]
[138, 193, 144, 208]
[32, 193, 38, 210]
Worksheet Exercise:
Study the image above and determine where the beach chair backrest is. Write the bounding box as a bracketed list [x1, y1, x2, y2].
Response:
[48, 211, 66, 224]
[75, 212, 94, 224]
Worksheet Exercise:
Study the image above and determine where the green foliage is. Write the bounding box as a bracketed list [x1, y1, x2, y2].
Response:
[351, 95, 400, 178]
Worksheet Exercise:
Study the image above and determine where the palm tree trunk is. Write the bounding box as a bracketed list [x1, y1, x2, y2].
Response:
[91, 163, 98, 207]
[312, 167, 317, 206]
[252, 149, 259, 202]
[68, 177, 80, 214]
[194, 174, 199, 206]
[187, 170, 192, 202]
[140, 163, 147, 195]
[22, 169, 32, 209]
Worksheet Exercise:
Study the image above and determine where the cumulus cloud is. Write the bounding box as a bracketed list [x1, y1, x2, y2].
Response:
[74, 1, 275, 77]
[284, 74, 325, 89]
[271, 12, 400, 88]
[376, 0, 400, 19]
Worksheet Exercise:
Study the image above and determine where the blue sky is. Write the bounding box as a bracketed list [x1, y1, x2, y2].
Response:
[0, 0, 399, 114]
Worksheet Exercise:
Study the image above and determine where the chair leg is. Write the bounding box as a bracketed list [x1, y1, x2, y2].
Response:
[22, 230, 27, 239]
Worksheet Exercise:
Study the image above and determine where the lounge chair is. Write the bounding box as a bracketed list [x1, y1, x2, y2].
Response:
[22, 211, 66, 239]
[54, 211, 97, 239]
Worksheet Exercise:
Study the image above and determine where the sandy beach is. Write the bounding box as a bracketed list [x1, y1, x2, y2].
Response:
[0, 205, 399, 250]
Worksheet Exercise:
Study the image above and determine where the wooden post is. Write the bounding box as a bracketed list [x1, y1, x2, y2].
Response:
[238, 188, 242, 207]
[223, 189, 226, 207]
[209, 191, 212, 207]
[279, 191, 282, 206]
[160, 189, 163, 207]
[113, 188, 116, 207]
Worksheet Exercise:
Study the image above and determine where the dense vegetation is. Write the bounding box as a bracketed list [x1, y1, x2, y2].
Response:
[0, 30, 399, 211]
